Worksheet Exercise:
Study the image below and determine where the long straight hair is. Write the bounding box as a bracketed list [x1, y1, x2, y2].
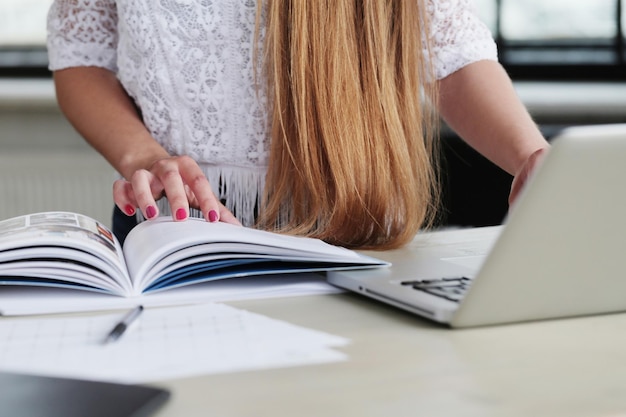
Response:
[256, 0, 440, 249]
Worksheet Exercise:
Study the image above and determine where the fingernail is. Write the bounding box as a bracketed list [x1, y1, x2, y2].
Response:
[145, 205, 157, 219]
[124, 205, 136, 216]
[208, 210, 218, 222]
[176, 208, 187, 221]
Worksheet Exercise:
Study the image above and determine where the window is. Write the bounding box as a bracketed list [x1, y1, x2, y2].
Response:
[1, 0, 625, 80]
[0, 0, 53, 77]
[475, 0, 626, 80]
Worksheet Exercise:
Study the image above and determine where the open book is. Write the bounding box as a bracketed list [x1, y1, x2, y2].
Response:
[0, 212, 387, 314]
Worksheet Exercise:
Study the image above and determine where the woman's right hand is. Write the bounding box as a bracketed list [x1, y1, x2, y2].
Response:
[113, 155, 241, 225]
[52, 67, 240, 226]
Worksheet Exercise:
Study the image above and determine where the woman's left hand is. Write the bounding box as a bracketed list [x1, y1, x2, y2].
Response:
[508, 146, 550, 205]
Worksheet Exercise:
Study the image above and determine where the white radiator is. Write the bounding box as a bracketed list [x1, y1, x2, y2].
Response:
[0, 151, 115, 227]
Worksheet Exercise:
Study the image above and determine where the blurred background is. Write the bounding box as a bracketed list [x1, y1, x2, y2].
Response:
[1, 0, 625, 228]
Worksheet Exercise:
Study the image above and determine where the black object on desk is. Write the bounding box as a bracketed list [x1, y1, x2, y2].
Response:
[104, 305, 144, 344]
[0, 372, 170, 417]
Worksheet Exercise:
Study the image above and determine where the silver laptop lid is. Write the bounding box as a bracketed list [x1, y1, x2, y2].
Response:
[451, 124, 626, 327]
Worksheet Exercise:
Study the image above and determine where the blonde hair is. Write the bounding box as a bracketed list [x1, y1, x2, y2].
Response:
[256, 0, 440, 250]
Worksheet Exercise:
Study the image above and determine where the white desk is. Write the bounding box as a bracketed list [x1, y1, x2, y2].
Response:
[152, 293, 626, 417]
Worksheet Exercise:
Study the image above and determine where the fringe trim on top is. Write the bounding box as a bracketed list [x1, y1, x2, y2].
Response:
[147, 165, 267, 227]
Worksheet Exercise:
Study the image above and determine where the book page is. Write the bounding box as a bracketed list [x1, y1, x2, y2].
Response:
[123, 217, 385, 294]
[0, 273, 343, 316]
[0, 212, 131, 294]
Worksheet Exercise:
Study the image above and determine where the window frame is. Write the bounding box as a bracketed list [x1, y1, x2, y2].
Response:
[0, 47, 50, 78]
[494, 0, 626, 81]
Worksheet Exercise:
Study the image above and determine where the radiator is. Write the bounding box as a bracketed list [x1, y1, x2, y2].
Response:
[0, 151, 115, 227]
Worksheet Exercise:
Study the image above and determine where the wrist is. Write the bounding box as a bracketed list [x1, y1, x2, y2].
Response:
[118, 147, 171, 180]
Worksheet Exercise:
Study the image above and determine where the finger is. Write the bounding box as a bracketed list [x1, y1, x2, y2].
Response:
[151, 158, 190, 221]
[129, 169, 161, 220]
[217, 203, 242, 226]
[176, 156, 222, 222]
[113, 179, 139, 217]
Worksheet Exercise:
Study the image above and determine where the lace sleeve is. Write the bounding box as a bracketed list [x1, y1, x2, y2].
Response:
[426, 0, 498, 80]
[46, 0, 119, 72]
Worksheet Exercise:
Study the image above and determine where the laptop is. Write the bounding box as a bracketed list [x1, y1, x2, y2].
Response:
[328, 124, 626, 328]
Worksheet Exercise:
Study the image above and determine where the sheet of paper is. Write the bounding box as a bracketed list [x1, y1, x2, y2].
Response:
[0, 303, 348, 383]
[0, 273, 344, 316]
[0, 303, 349, 383]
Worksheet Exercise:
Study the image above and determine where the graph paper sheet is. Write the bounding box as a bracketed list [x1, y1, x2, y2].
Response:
[0, 303, 349, 383]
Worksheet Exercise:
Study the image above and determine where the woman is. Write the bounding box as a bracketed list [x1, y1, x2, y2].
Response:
[47, 0, 548, 249]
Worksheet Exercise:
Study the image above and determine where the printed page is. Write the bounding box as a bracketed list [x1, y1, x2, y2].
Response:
[0, 303, 350, 383]
[0, 212, 131, 295]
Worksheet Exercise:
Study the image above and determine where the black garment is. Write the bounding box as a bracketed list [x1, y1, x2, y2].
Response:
[112, 206, 139, 246]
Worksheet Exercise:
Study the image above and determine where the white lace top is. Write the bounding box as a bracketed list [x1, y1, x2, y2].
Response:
[47, 0, 497, 226]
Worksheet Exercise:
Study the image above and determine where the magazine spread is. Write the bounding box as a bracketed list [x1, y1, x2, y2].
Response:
[0, 212, 388, 299]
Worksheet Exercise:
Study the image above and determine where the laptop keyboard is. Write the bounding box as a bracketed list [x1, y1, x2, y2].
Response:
[401, 277, 472, 303]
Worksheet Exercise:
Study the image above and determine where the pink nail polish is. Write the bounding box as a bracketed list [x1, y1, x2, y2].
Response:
[124, 205, 136, 216]
[176, 208, 187, 220]
[145, 205, 157, 219]
[208, 210, 218, 222]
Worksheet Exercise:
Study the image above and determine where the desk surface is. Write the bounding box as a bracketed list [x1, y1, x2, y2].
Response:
[152, 292, 626, 417]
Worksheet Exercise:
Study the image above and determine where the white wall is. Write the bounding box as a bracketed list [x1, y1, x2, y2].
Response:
[0, 79, 114, 226]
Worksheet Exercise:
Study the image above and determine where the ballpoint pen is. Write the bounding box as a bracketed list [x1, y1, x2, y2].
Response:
[103, 305, 144, 344]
